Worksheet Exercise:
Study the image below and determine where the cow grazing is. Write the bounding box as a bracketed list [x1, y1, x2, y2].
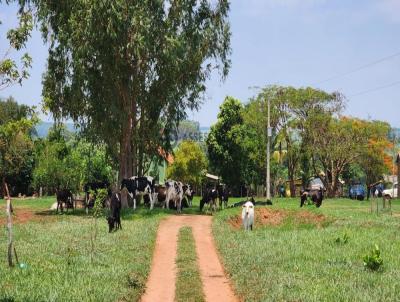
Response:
[121, 176, 155, 210]
[242, 201, 255, 230]
[165, 180, 185, 213]
[300, 188, 324, 208]
[107, 192, 122, 232]
[56, 189, 74, 213]
[200, 188, 218, 213]
[217, 184, 229, 209]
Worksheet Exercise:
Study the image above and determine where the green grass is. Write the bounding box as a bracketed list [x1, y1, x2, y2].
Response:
[0, 197, 168, 302]
[213, 198, 400, 302]
[175, 227, 205, 302]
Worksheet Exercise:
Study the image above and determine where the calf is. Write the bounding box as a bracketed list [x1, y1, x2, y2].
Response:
[121, 176, 156, 210]
[56, 189, 73, 213]
[154, 185, 166, 206]
[107, 192, 122, 232]
[242, 201, 255, 230]
[200, 188, 218, 213]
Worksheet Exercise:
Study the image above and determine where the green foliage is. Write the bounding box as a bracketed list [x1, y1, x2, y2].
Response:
[0, 118, 35, 184]
[92, 188, 108, 218]
[0, 96, 35, 126]
[32, 125, 113, 193]
[335, 233, 350, 244]
[31, 0, 231, 177]
[357, 120, 392, 188]
[0, 6, 33, 89]
[177, 120, 202, 142]
[363, 245, 383, 271]
[207, 96, 248, 187]
[167, 140, 207, 186]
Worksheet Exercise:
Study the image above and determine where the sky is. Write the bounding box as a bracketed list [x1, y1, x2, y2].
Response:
[1, 0, 399, 127]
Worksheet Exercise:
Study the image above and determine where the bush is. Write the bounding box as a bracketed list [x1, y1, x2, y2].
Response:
[363, 244, 383, 271]
[335, 233, 349, 244]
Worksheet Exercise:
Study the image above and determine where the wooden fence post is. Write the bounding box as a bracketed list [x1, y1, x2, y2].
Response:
[3, 179, 13, 267]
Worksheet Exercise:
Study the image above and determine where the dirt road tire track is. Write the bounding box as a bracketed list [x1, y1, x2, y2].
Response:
[140, 215, 238, 302]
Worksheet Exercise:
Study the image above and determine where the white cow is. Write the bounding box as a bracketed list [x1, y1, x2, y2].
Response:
[242, 201, 255, 231]
[165, 180, 184, 212]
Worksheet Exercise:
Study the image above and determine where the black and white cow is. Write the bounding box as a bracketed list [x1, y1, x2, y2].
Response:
[121, 176, 155, 210]
[165, 180, 184, 213]
[107, 192, 122, 232]
[200, 187, 218, 213]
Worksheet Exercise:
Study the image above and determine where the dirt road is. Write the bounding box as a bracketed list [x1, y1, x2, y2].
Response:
[140, 215, 238, 302]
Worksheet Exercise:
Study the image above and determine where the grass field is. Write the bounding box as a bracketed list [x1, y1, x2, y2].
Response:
[213, 197, 400, 302]
[2, 196, 400, 301]
[0, 197, 168, 302]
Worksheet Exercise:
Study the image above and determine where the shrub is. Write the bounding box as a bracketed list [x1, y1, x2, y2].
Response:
[363, 244, 383, 271]
[335, 233, 349, 244]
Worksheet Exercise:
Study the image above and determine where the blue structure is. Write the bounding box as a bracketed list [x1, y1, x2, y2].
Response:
[349, 184, 366, 200]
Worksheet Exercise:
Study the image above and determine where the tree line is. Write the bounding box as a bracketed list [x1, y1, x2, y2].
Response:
[0, 97, 113, 196]
[206, 86, 394, 198]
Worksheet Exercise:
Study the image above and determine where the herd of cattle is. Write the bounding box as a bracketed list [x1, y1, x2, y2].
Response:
[56, 176, 230, 232]
[56, 176, 324, 232]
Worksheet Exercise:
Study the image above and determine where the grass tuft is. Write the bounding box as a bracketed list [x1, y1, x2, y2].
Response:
[175, 227, 205, 302]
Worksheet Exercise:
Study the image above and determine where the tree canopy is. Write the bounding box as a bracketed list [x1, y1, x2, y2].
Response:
[167, 140, 207, 186]
[25, 0, 231, 180]
[0, 2, 32, 90]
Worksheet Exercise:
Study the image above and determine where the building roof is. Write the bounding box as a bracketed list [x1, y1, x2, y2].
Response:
[158, 147, 174, 164]
[205, 173, 220, 181]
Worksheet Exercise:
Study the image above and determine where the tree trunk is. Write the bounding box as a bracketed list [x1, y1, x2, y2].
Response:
[119, 124, 130, 181]
[120, 187, 129, 208]
[288, 164, 296, 197]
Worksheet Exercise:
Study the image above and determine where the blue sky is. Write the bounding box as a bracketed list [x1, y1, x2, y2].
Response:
[1, 0, 399, 127]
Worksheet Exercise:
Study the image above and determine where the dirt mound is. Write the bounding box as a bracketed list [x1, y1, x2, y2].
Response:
[228, 208, 287, 229]
[228, 208, 327, 229]
[0, 209, 56, 225]
[295, 211, 326, 225]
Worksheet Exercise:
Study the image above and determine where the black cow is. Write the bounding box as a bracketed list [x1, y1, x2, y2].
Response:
[217, 184, 229, 209]
[121, 176, 155, 210]
[56, 189, 74, 213]
[300, 188, 324, 208]
[107, 192, 122, 232]
[200, 188, 218, 213]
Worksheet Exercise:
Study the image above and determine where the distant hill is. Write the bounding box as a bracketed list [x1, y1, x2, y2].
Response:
[35, 122, 76, 138]
[35, 121, 209, 139]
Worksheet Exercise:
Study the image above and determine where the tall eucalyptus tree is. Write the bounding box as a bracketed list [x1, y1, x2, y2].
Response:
[26, 0, 231, 180]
